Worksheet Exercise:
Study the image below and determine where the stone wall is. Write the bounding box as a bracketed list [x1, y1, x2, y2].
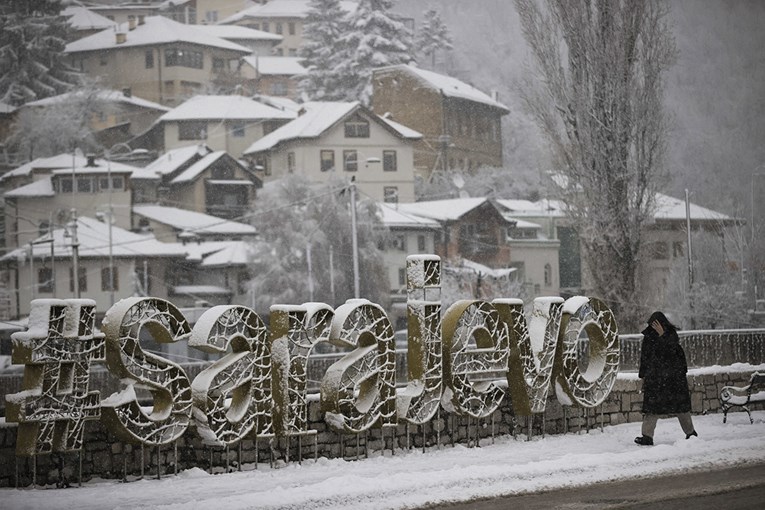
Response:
[1, 368, 763, 488]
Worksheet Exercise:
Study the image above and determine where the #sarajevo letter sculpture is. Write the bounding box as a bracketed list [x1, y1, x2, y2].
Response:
[5, 254, 619, 458]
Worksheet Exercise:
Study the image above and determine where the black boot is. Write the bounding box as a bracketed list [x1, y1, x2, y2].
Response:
[686, 430, 698, 439]
[634, 435, 653, 446]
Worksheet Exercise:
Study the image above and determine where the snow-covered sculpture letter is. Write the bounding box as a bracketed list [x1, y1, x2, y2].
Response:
[494, 297, 563, 415]
[396, 255, 443, 425]
[442, 300, 509, 418]
[554, 297, 619, 408]
[5, 299, 105, 456]
[100, 298, 193, 446]
[320, 299, 396, 433]
[188, 305, 271, 446]
[270, 303, 333, 437]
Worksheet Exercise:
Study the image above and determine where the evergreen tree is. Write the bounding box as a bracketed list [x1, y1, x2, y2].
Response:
[416, 8, 453, 68]
[298, 0, 350, 101]
[0, 0, 81, 106]
[336, 0, 414, 104]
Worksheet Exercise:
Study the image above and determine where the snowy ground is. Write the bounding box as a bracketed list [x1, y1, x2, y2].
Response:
[4, 410, 765, 510]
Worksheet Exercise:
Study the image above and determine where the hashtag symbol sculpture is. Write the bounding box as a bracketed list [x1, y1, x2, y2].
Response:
[5, 299, 105, 456]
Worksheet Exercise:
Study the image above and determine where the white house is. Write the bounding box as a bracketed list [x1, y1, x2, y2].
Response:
[243, 101, 421, 203]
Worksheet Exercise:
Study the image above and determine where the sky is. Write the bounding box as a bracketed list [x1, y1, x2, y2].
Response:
[4, 392, 764, 509]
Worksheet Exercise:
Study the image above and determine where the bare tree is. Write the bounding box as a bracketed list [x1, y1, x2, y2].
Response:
[514, 0, 676, 330]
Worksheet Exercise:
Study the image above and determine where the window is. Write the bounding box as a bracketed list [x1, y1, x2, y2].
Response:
[231, 122, 245, 137]
[320, 150, 335, 172]
[99, 53, 107, 66]
[391, 235, 406, 251]
[344, 116, 369, 138]
[145, 50, 154, 68]
[69, 268, 87, 293]
[212, 166, 234, 179]
[251, 22, 260, 30]
[417, 234, 426, 252]
[58, 177, 72, 193]
[288, 48, 297, 57]
[271, 81, 287, 96]
[99, 176, 124, 191]
[262, 22, 269, 32]
[288, 22, 295, 35]
[649, 241, 669, 260]
[38, 268, 53, 294]
[101, 267, 119, 292]
[77, 177, 94, 193]
[544, 263, 552, 287]
[213, 57, 224, 71]
[673, 241, 685, 258]
[383, 150, 397, 172]
[384, 186, 399, 203]
[276, 22, 283, 34]
[274, 48, 283, 56]
[206, 10, 218, 23]
[178, 121, 207, 140]
[398, 267, 406, 286]
[287, 152, 295, 173]
[39, 221, 50, 237]
[343, 150, 358, 172]
[165, 48, 203, 69]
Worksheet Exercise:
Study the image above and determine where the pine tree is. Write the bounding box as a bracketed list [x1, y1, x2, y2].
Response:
[336, 0, 414, 105]
[416, 8, 453, 68]
[0, 0, 81, 106]
[298, 0, 350, 101]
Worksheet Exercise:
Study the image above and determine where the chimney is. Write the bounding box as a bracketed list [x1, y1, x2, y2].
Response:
[138, 15, 145, 26]
[115, 32, 126, 44]
[491, 89, 500, 102]
[128, 17, 137, 31]
[85, 154, 98, 167]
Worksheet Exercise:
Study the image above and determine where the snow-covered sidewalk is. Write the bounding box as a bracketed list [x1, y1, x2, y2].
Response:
[4, 411, 765, 510]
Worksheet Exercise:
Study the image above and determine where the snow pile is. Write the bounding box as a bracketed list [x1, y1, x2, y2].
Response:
[5, 411, 765, 509]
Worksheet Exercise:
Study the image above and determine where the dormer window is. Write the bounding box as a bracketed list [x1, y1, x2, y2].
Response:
[344, 116, 369, 138]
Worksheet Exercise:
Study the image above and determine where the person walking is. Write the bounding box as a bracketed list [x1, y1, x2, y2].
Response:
[635, 311, 697, 446]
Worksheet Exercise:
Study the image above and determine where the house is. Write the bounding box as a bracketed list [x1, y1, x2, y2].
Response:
[22, 89, 170, 148]
[130, 144, 262, 219]
[241, 56, 307, 99]
[377, 201, 440, 329]
[65, 16, 253, 106]
[371, 64, 509, 180]
[154, 95, 296, 157]
[495, 194, 741, 302]
[220, 0, 358, 57]
[396, 198, 561, 299]
[2, 154, 136, 250]
[0, 216, 188, 318]
[243, 101, 421, 203]
[84, 3, 160, 25]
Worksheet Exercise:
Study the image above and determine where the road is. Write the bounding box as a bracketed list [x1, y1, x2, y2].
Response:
[421, 462, 765, 509]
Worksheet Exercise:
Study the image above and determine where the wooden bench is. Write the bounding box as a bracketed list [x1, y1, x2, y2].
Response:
[719, 372, 765, 424]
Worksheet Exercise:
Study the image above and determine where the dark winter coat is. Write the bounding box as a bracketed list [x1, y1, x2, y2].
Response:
[638, 327, 692, 415]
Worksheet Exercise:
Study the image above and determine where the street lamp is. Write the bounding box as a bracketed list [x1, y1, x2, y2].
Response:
[344, 154, 381, 298]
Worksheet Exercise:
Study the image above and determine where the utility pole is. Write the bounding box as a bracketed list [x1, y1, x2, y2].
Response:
[107, 154, 115, 306]
[350, 179, 360, 299]
[71, 208, 80, 299]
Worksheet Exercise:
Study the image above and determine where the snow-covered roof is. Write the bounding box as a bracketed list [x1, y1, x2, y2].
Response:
[194, 24, 282, 42]
[244, 101, 421, 154]
[374, 64, 509, 112]
[220, 0, 357, 23]
[65, 16, 252, 54]
[159, 95, 296, 122]
[200, 241, 253, 267]
[396, 197, 492, 222]
[62, 6, 117, 31]
[242, 55, 307, 76]
[0, 102, 16, 114]
[0, 154, 88, 182]
[252, 95, 302, 113]
[170, 151, 227, 183]
[1, 216, 187, 261]
[4, 177, 54, 198]
[378, 202, 439, 229]
[653, 192, 734, 222]
[25, 89, 169, 111]
[131, 145, 209, 180]
[133, 205, 257, 236]
[496, 198, 567, 219]
[452, 258, 517, 278]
